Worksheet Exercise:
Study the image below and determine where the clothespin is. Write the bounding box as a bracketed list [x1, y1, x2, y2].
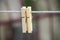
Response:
[26, 6, 33, 33]
[21, 7, 27, 33]
[21, 6, 33, 33]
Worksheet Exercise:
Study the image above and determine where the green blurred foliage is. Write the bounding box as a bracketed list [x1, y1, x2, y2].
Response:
[24, 0, 33, 6]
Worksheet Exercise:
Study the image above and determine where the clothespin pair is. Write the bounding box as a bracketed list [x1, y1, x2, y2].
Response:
[21, 6, 33, 33]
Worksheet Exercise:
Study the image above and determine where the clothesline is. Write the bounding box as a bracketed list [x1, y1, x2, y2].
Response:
[0, 11, 60, 13]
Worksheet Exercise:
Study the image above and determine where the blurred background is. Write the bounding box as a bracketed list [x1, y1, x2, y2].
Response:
[0, 0, 60, 40]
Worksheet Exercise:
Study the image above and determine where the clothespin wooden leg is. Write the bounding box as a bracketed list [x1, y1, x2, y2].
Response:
[26, 6, 33, 33]
[21, 7, 27, 33]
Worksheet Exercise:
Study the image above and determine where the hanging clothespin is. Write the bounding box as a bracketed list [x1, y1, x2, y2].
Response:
[26, 6, 33, 33]
[21, 7, 27, 33]
[21, 6, 33, 33]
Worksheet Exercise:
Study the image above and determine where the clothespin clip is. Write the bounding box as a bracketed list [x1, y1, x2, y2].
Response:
[21, 6, 33, 33]
[26, 6, 33, 33]
[21, 7, 27, 33]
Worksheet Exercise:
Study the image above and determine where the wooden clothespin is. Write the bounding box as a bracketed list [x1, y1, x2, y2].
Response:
[21, 7, 27, 33]
[26, 6, 33, 33]
[21, 6, 33, 33]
